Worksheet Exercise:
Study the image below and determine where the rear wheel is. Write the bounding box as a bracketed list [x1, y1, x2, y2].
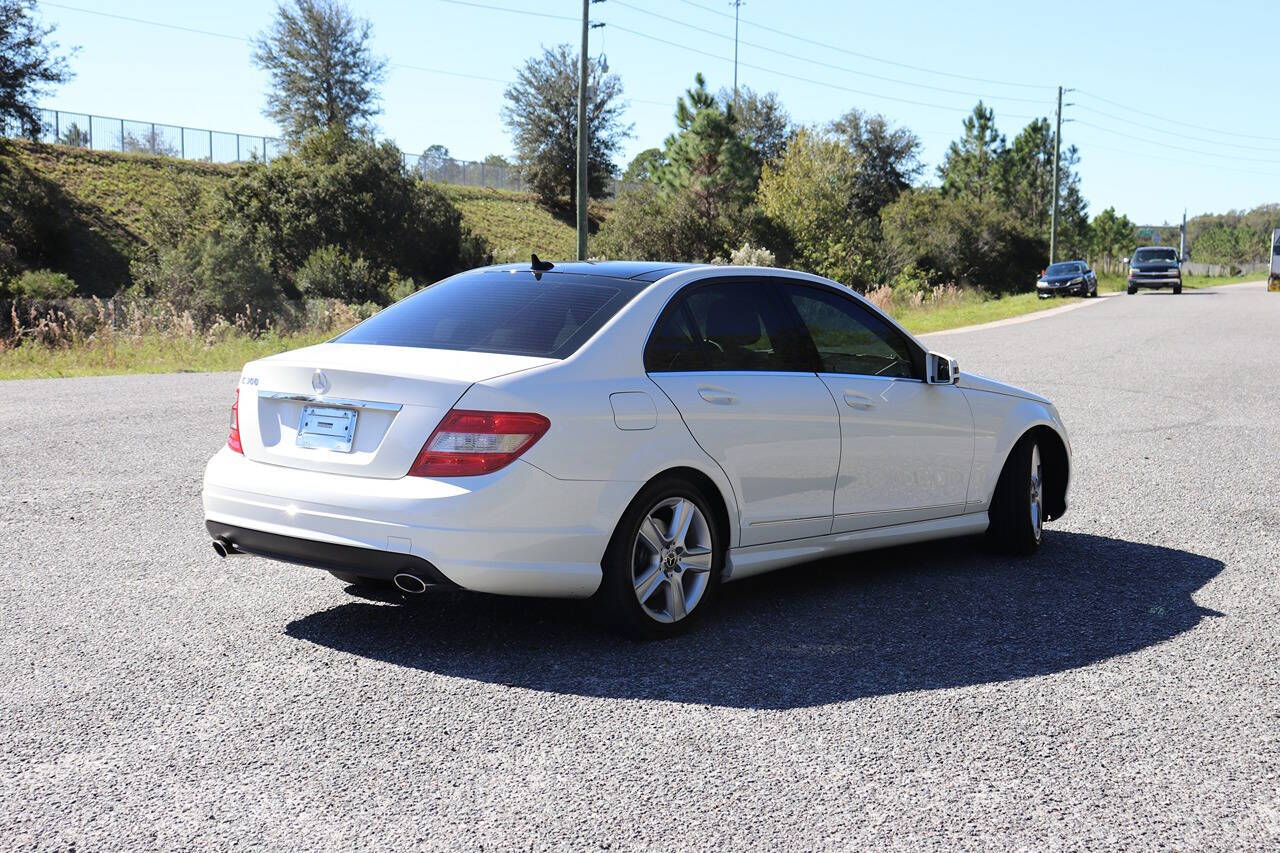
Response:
[595, 477, 723, 640]
[985, 434, 1045, 556]
[1174, 285, 1182, 294]
[1127, 286, 1137, 295]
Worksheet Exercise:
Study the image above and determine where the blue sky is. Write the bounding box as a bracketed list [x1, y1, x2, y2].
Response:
[32, 0, 1280, 225]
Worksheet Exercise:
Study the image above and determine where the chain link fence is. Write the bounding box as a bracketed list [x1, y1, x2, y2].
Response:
[5, 107, 627, 196]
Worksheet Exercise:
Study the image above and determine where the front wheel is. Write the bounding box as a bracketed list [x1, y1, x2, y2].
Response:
[595, 477, 723, 639]
[985, 435, 1045, 556]
[1174, 285, 1182, 294]
[1126, 286, 1137, 295]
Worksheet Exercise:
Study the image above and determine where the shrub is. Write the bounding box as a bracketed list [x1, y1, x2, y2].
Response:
[295, 245, 385, 303]
[130, 225, 280, 323]
[595, 183, 753, 263]
[220, 130, 490, 298]
[711, 243, 776, 266]
[11, 269, 76, 299]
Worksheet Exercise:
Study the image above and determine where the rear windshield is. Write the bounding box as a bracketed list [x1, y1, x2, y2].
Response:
[336, 270, 645, 358]
[1045, 262, 1082, 275]
[1134, 248, 1178, 262]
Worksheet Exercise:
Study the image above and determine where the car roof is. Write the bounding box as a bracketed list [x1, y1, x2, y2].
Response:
[1050, 259, 1086, 265]
[485, 260, 703, 282]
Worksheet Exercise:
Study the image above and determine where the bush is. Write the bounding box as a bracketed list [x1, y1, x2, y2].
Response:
[881, 189, 1044, 294]
[711, 243, 776, 266]
[11, 269, 76, 299]
[295, 245, 385, 303]
[130, 225, 280, 323]
[220, 130, 490, 298]
[595, 183, 763, 263]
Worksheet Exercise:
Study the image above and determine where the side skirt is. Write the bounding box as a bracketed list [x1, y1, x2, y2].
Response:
[724, 512, 990, 581]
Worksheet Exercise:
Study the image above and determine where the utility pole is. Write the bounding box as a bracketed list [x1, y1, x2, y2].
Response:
[576, 0, 590, 260]
[1050, 85, 1063, 265]
[732, 0, 743, 112]
[1179, 208, 1187, 260]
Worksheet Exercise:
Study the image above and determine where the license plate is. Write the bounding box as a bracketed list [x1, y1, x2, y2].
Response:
[297, 405, 358, 452]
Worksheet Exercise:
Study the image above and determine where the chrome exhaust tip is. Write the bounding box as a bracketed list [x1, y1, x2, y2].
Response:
[211, 537, 236, 558]
[393, 573, 429, 594]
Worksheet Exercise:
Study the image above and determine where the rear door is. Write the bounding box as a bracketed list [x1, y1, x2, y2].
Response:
[778, 282, 975, 533]
[646, 279, 840, 546]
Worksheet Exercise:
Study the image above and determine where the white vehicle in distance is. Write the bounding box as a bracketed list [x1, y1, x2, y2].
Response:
[204, 260, 1071, 638]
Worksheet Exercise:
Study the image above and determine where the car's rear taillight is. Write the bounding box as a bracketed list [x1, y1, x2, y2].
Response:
[228, 388, 243, 454]
[408, 409, 550, 477]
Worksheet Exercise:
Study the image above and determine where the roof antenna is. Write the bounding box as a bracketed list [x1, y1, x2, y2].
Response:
[531, 254, 554, 272]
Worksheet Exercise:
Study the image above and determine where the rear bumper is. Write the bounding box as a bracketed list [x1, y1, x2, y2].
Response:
[206, 520, 458, 586]
[201, 447, 639, 598]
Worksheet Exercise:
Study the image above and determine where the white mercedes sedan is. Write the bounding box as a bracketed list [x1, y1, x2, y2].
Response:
[204, 260, 1070, 638]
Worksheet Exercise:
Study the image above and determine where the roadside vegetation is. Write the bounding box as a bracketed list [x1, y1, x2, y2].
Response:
[2, 0, 1274, 380]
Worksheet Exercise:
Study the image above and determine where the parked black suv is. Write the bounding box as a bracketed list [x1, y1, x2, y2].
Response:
[1125, 247, 1182, 294]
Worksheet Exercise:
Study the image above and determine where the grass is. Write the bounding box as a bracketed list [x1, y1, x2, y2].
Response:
[0, 329, 335, 381]
[441, 184, 609, 263]
[890, 291, 1084, 335]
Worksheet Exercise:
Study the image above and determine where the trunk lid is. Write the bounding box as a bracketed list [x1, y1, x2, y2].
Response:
[237, 342, 554, 478]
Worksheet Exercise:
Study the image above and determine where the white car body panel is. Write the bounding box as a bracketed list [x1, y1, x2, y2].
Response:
[202, 262, 1071, 601]
[648, 372, 840, 546]
[817, 374, 974, 532]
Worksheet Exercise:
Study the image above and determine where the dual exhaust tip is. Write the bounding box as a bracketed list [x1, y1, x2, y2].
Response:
[212, 537, 430, 595]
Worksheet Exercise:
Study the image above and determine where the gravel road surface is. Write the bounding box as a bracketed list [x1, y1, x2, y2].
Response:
[2, 282, 1278, 849]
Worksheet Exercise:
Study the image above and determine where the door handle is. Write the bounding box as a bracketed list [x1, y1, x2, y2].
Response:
[698, 387, 739, 405]
[843, 391, 875, 409]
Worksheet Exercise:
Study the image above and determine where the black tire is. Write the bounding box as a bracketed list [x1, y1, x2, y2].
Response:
[1174, 285, 1182, 294]
[1126, 286, 1137, 295]
[594, 476, 724, 640]
[985, 434, 1045, 556]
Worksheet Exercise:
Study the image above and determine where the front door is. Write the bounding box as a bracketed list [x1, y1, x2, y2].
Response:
[645, 280, 841, 546]
[778, 282, 975, 533]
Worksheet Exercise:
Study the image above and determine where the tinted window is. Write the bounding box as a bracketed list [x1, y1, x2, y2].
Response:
[782, 284, 919, 379]
[336, 270, 643, 358]
[644, 281, 808, 372]
[1045, 262, 1082, 275]
[1134, 248, 1178, 263]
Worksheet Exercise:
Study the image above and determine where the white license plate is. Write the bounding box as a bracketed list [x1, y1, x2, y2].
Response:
[297, 405, 358, 452]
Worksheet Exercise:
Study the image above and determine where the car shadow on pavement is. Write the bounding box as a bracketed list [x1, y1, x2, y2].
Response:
[284, 531, 1223, 710]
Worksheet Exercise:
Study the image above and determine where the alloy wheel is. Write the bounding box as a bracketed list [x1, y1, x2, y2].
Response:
[1029, 443, 1044, 542]
[631, 497, 714, 623]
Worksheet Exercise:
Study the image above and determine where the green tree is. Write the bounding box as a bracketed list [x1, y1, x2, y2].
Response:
[252, 0, 387, 141]
[830, 107, 922, 220]
[758, 128, 878, 288]
[621, 147, 663, 184]
[656, 74, 756, 223]
[501, 44, 629, 208]
[938, 101, 1005, 203]
[482, 153, 510, 167]
[0, 0, 72, 138]
[1089, 206, 1135, 274]
[57, 121, 88, 147]
[719, 85, 792, 172]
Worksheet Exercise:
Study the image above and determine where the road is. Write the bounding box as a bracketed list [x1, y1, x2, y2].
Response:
[2, 282, 1278, 849]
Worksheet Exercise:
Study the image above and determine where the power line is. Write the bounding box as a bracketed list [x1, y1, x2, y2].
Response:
[1073, 104, 1280, 153]
[670, 0, 1051, 91]
[1079, 140, 1280, 180]
[605, 21, 1045, 121]
[609, 0, 1048, 105]
[1073, 120, 1280, 165]
[1074, 89, 1279, 142]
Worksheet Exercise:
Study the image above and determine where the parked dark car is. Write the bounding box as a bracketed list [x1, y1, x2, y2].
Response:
[1125, 247, 1182, 294]
[1036, 260, 1098, 298]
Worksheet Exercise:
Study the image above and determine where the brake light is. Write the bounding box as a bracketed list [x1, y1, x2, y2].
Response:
[408, 409, 550, 477]
[228, 388, 243, 454]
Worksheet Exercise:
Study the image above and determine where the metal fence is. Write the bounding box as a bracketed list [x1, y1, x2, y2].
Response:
[5, 107, 628, 196]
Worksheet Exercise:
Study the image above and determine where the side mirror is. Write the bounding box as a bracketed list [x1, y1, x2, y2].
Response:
[1121, 257, 1130, 265]
[927, 351, 959, 385]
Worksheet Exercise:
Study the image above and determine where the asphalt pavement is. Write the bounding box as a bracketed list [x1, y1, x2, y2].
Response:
[1, 282, 1277, 849]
